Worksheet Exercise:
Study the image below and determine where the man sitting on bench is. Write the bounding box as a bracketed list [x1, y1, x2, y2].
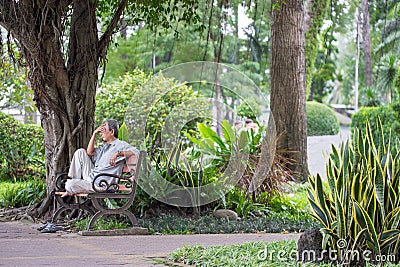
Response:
[62, 119, 139, 197]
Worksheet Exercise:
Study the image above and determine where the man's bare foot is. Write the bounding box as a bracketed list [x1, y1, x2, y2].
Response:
[61, 192, 71, 197]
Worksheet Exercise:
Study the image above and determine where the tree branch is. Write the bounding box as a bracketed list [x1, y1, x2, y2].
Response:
[97, 0, 128, 60]
[0, 0, 18, 31]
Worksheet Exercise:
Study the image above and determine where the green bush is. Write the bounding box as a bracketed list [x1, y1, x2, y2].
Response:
[0, 180, 46, 208]
[306, 101, 340, 136]
[223, 188, 270, 218]
[95, 69, 209, 152]
[0, 112, 45, 181]
[95, 69, 149, 125]
[237, 98, 262, 121]
[351, 102, 400, 152]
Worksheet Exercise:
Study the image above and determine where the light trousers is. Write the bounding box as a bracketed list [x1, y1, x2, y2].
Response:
[65, 148, 95, 194]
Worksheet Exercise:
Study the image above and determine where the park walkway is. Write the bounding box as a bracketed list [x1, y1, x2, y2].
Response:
[308, 126, 351, 178]
[0, 220, 300, 266]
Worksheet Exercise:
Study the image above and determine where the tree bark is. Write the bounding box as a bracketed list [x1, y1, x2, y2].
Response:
[0, 0, 126, 219]
[270, 0, 308, 180]
[361, 0, 373, 87]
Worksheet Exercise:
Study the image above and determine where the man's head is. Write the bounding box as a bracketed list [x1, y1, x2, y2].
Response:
[100, 119, 119, 142]
[106, 119, 119, 138]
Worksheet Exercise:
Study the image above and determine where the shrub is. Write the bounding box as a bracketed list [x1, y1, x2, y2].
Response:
[306, 101, 340, 136]
[351, 103, 400, 153]
[0, 112, 45, 181]
[95, 69, 149, 125]
[72, 217, 130, 231]
[223, 188, 270, 218]
[236, 98, 262, 121]
[95, 69, 209, 152]
[308, 122, 400, 266]
[0, 180, 46, 208]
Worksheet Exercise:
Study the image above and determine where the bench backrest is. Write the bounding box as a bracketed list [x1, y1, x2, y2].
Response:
[123, 150, 146, 182]
[123, 154, 137, 172]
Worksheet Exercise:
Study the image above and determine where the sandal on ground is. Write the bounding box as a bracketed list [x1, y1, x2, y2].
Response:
[37, 222, 51, 231]
[40, 224, 63, 233]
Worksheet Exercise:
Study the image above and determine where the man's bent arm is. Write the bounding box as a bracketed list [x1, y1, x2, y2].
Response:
[87, 124, 104, 156]
[118, 150, 134, 158]
[86, 133, 97, 156]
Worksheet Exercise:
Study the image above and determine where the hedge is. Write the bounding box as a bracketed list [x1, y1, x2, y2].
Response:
[306, 101, 340, 136]
[0, 112, 45, 181]
[351, 102, 400, 152]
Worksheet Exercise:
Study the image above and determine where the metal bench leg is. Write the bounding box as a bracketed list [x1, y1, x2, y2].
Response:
[87, 210, 103, 230]
[51, 207, 68, 223]
[121, 210, 139, 227]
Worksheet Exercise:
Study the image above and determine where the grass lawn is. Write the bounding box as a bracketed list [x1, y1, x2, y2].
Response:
[166, 239, 400, 267]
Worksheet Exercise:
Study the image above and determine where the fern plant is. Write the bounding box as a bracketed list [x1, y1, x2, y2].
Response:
[308, 121, 400, 265]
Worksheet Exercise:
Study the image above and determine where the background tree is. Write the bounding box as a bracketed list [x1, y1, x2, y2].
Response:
[361, 0, 373, 87]
[0, 32, 37, 122]
[304, 0, 329, 97]
[270, 0, 308, 180]
[0, 0, 200, 218]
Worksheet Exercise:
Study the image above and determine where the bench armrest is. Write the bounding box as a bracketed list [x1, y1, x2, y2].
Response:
[55, 173, 70, 191]
[91, 173, 121, 193]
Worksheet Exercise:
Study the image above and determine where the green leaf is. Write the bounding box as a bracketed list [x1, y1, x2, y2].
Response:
[221, 120, 234, 146]
[118, 123, 129, 142]
[351, 173, 361, 200]
[380, 229, 400, 252]
[198, 123, 226, 151]
[315, 174, 332, 226]
[335, 190, 346, 238]
[309, 197, 329, 227]
[351, 228, 367, 251]
[237, 130, 249, 152]
[374, 156, 386, 218]
[183, 132, 202, 147]
[353, 201, 381, 255]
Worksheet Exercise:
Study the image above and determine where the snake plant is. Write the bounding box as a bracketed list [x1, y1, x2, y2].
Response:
[308, 121, 400, 265]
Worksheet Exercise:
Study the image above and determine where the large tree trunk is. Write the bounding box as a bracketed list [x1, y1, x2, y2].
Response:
[361, 0, 373, 87]
[29, 2, 97, 218]
[0, 0, 126, 219]
[270, 0, 308, 180]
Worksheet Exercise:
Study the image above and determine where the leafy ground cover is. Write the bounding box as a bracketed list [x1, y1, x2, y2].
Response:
[139, 212, 318, 235]
[166, 240, 400, 267]
[71, 209, 319, 234]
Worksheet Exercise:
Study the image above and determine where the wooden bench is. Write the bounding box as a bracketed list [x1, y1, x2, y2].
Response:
[51, 150, 146, 230]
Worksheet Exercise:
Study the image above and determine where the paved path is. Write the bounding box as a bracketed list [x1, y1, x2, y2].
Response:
[307, 126, 351, 178]
[0, 220, 300, 266]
